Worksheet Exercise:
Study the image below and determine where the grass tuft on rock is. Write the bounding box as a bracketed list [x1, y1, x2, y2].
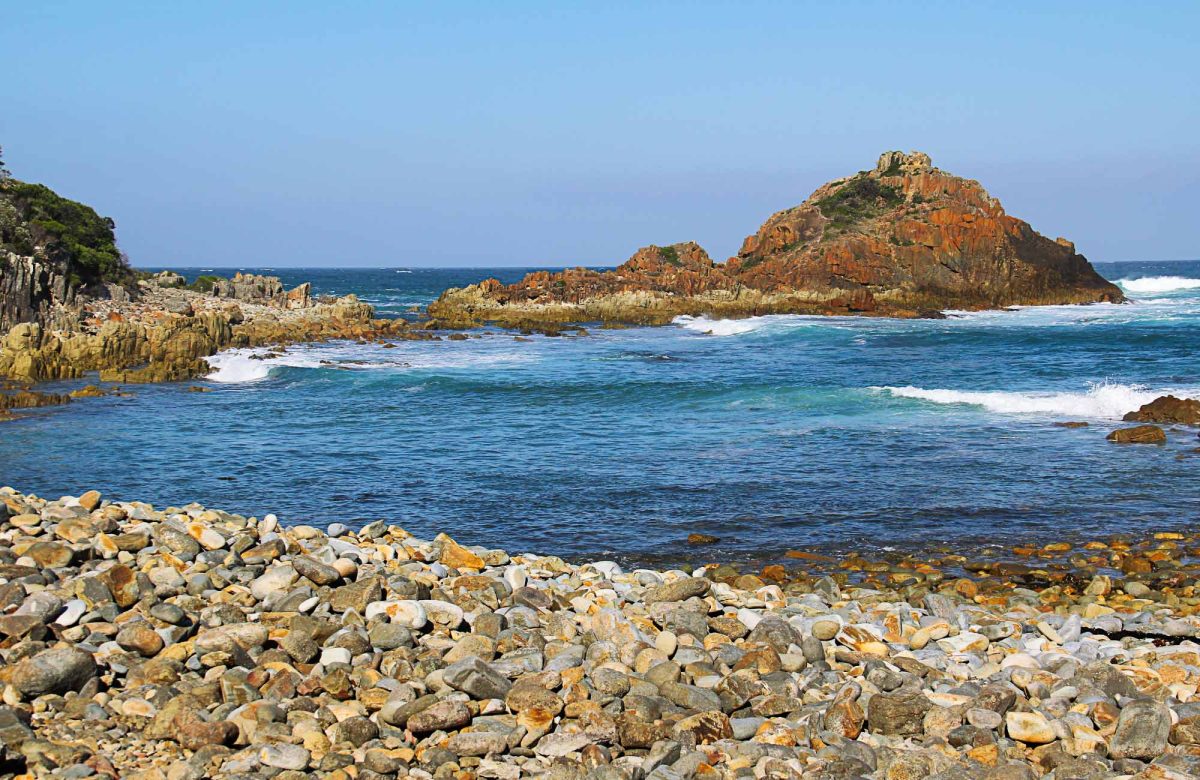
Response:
[815, 176, 904, 237]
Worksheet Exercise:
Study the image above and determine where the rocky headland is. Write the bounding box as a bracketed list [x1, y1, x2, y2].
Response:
[429, 152, 1124, 327]
[0, 263, 415, 385]
[4, 486, 1200, 779]
[0, 162, 435, 393]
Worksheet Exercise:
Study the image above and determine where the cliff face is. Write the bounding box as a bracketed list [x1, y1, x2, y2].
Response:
[430, 152, 1124, 326]
[0, 253, 78, 333]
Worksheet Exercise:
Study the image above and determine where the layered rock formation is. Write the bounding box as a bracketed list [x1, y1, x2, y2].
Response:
[0, 254, 82, 333]
[0, 289, 401, 384]
[211, 272, 312, 309]
[1, 169, 423, 384]
[430, 152, 1124, 326]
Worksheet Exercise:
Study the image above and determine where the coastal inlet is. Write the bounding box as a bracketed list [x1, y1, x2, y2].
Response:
[2, 262, 1198, 564]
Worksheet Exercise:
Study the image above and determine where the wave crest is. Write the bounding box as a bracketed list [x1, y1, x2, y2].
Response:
[203, 348, 323, 383]
[1116, 276, 1200, 294]
[874, 382, 1191, 419]
[673, 315, 772, 336]
[204, 341, 537, 384]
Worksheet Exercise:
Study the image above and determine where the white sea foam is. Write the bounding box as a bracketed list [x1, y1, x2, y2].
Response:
[673, 314, 793, 336]
[204, 341, 535, 383]
[673, 315, 764, 336]
[678, 300, 1173, 335]
[875, 381, 1193, 419]
[1116, 276, 1200, 294]
[203, 348, 323, 383]
[204, 351, 273, 382]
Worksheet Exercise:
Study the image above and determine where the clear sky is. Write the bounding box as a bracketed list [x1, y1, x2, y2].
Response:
[3, 2, 1197, 267]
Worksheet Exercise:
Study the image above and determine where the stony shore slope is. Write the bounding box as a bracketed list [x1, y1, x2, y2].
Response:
[429, 152, 1124, 327]
[2, 486, 1200, 778]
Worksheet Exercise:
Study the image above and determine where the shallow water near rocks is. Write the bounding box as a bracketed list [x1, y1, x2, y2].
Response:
[2, 261, 1198, 565]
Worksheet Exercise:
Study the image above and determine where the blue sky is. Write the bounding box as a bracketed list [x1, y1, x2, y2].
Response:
[3, 2, 1197, 267]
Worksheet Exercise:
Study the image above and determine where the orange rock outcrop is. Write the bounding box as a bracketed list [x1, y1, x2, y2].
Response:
[430, 151, 1123, 326]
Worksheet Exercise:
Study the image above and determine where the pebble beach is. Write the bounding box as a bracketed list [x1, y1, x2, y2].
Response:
[4, 487, 1200, 779]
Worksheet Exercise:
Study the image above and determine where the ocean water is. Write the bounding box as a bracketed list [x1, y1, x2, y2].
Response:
[2, 261, 1198, 565]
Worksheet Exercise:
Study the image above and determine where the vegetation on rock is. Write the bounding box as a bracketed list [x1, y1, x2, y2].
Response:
[1, 181, 130, 287]
[0, 148, 131, 289]
[187, 274, 222, 293]
[813, 175, 904, 236]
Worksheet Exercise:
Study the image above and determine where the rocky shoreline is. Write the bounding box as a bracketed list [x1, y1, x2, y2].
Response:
[0, 265, 440, 387]
[0, 265, 474, 424]
[4, 487, 1200, 779]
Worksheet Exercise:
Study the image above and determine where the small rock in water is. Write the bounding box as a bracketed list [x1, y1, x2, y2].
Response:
[1107, 424, 1167, 443]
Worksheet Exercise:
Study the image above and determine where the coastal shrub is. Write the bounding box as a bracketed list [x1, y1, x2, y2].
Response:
[657, 245, 681, 266]
[187, 274, 222, 293]
[0, 179, 130, 287]
[0, 197, 34, 254]
[737, 254, 765, 271]
[815, 176, 903, 236]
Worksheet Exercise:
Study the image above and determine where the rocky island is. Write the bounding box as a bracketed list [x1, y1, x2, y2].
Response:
[429, 152, 1124, 327]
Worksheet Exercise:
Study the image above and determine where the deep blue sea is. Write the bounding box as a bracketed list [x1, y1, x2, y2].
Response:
[2, 261, 1198, 564]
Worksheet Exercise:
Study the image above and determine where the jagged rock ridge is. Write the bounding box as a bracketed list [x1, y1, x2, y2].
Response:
[430, 152, 1124, 326]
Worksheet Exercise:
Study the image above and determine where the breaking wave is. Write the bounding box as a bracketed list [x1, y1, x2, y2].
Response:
[1116, 276, 1200, 294]
[673, 315, 774, 336]
[204, 342, 536, 383]
[874, 381, 1192, 419]
[203, 349, 323, 383]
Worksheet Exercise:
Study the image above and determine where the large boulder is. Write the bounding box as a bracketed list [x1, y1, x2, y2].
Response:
[1, 646, 97, 697]
[1123, 395, 1200, 425]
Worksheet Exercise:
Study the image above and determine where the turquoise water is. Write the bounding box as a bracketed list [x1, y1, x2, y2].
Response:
[2, 261, 1198, 564]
